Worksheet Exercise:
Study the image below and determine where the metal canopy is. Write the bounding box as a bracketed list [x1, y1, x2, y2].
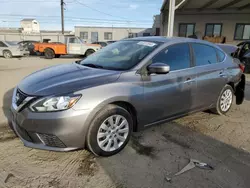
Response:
[161, 0, 250, 36]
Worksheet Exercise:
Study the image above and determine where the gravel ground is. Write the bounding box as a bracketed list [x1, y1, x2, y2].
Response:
[1, 57, 250, 188]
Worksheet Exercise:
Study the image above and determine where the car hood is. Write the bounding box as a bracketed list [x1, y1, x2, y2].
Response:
[18, 63, 121, 96]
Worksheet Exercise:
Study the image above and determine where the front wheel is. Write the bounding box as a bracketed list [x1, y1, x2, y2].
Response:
[211, 85, 234, 115]
[86, 105, 133, 156]
[85, 49, 95, 57]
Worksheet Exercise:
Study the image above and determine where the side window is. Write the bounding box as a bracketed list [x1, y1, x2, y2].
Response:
[217, 49, 226, 62]
[69, 38, 80, 44]
[152, 43, 190, 71]
[192, 43, 217, 66]
[69, 38, 75, 43]
[0, 41, 6, 47]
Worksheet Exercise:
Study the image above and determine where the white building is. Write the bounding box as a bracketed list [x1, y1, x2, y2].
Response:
[160, 0, 250, 44]
[74, 26, 153, 43]
[152, 15, 161, 36]
[20, 19, 40, 34]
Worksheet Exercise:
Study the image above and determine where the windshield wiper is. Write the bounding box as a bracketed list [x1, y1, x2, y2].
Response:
[82, 63, 104, 69]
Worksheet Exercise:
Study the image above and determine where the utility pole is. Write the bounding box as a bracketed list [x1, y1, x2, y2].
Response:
[61, 0, 64, 34]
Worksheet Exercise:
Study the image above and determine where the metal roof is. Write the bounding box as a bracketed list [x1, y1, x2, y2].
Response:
[161, 0, 250, 12]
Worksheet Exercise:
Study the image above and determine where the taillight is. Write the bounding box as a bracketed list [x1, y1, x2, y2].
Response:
[239, 63, 245, 72]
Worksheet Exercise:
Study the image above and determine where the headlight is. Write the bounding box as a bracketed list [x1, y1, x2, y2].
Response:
[29, 95, 81, 112]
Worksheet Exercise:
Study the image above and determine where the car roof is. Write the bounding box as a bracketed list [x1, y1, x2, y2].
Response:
[123, 36, 214, 45]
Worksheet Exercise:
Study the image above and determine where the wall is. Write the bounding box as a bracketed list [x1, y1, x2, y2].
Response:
[152, 15, 161, 36]
[0, 33, 66, 42]
[32, 21, 40, 33]
[161, 10, 250, 44]
[20, 20, 40, 33]
[75, 27, 152, 42]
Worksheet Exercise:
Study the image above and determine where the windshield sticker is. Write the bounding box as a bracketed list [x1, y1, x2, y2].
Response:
[137, 41, 156, 47]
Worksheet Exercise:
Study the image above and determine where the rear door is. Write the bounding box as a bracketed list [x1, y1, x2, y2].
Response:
[192, 43, 228, 109]
[142, 43, 197, 125]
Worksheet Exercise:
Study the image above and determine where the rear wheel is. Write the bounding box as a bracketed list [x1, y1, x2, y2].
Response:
[3, 50, 12, 58]
[211, 85, 234, 115]
[85, 49, 95, 57]
[44, 48, 55, 59]
[86, 104, 133, 156]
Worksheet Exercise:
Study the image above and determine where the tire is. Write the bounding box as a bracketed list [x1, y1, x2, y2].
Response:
[211, 85, 234, 115]
[3, 50, 12, 59]
[44, 48, 55, 59]
[243, 59, 250, 73]
[85, 49, 95, 57]
[55, 54, 61, 58]
[86, 104, 133, 157]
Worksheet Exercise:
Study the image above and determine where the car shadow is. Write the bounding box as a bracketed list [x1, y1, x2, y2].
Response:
[245, 81, 250, 101]
[1, 88, 17, 142]
[98, 121, 250, 188]
[2, 88, 14, 123]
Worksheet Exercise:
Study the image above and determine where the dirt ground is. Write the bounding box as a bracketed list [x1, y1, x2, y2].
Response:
[1, 57, 250, 188]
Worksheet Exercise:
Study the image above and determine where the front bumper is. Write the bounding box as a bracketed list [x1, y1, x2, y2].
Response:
[11, 102, 91, 151]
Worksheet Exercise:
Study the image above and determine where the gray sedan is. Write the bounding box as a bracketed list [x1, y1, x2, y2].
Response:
[0, 41, 30, 58]
[11, 37, 245, 156]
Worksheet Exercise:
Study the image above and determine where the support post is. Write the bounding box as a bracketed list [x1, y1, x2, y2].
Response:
[167, 0, 176, 37]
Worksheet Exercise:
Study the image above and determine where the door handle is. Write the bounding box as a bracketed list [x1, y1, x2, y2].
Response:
[184, 78, 195, 84]
[219, 71, 227, 77]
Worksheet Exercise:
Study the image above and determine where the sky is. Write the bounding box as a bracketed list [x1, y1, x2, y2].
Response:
[0, 0, 163, 31]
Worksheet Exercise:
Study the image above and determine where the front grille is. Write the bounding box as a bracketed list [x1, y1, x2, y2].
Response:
[16, 89, 28, 106]
[15, 123, 32, 142]
[37, 133, 66, 148]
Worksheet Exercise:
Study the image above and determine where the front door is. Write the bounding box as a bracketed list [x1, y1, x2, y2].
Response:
[142, 43, 197, 125]
[67, 37, 81, 55]
[0, 41, 7, 56]
[191, 43, 228, 109]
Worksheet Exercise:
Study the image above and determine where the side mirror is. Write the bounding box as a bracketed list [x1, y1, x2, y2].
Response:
[148, 63, 170, 74]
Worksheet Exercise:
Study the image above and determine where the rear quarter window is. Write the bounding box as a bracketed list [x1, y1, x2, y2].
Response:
[217, 49, 226, 62]
[192, 43, 218, 66]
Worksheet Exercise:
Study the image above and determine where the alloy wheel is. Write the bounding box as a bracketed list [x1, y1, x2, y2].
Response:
[97, 115, 129, 152]
[220, 89, 233, 112]
[4, 51, 11, 58]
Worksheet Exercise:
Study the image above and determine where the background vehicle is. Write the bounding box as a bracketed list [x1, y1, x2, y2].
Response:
[34, 36, 101, 59]
[0, 40, 29, 58]
[11, 37, 245, 157]
[92, 41, 108, 47]
[18, 40, 38, 55]
[218, 41, 250, 73]
[106, 40, 117, 44]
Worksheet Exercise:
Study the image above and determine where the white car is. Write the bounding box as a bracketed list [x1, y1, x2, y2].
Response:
[0, 41, 30, 58]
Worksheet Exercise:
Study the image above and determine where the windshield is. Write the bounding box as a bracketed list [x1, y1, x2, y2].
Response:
[5, 41, 18, 46]
[80, 40, 161, 70]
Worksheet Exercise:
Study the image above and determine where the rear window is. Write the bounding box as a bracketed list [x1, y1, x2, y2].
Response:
[5, 41, 18, 46]
[192, 43, 217, 66]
